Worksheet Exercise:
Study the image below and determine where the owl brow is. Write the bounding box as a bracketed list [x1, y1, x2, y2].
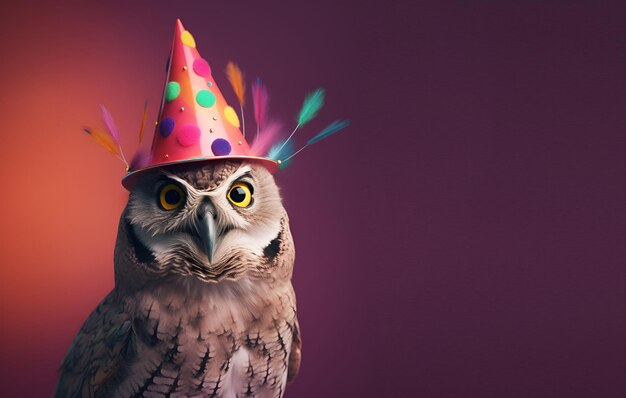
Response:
[158, 172, 198, 194]
[233, 172, 254, 185]
[158, 166, 253, 193]
[224, 166, 254, 187]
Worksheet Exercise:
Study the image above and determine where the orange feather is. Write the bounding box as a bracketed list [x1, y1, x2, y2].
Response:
[83, 128, 120, 156]
[138, 101, 148, 144]
[225, 62, 246, 106]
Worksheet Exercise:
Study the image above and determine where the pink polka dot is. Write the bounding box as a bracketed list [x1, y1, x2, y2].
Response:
[193, 58, 211, 77]
[176, 124, 201, 147]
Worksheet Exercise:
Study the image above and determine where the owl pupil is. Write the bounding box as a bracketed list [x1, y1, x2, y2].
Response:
[230, 187, 246, 203]
[164, 189, 180, 205]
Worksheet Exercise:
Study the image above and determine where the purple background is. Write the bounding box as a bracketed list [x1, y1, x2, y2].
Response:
[0, 1, 624, 397]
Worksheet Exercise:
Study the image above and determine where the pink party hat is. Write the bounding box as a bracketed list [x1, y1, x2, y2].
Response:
[84, 19, 350, 187]
[121, 19, 278, 189]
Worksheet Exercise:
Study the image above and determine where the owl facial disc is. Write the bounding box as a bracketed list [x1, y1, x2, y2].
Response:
[124, 161, 286, 283]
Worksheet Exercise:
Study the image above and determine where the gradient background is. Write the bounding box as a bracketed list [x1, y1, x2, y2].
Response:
[0, 1, 624, 397]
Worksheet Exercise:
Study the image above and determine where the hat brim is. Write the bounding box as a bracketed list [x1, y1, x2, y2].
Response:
[121, 156, 279, 190]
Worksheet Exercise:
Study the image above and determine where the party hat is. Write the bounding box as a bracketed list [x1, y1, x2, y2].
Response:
[121, 19, 278, 189]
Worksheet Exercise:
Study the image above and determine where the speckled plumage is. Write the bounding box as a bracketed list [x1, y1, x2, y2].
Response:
[56, 161, 301, 397]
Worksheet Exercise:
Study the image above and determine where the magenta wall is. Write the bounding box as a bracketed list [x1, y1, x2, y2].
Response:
[0, 1, 623, 397]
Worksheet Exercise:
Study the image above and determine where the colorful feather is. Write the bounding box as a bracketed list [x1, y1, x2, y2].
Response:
[138, 100, 148, 144]
[268, 139, 295, 165]
[274, 88, 326, 155]
[83, 128, 119, 156]
[84, 105, 129, 167]
[130, 149, 152, 170]
[307, 120, 350, 145]
[297, 88, 325, 126]
[250, 121, 281, 156]
[267, 142, 294, 169]
[225, 62, 246, 106]
[100, 105, 121, 145]
[280, 119, 351, 163]
[252, 79, 269, 135]
[225, 62, 247, 136]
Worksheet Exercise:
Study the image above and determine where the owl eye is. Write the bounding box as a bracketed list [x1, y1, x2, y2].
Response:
[159, 183, 185, 210]
[228, 182, 253, 208]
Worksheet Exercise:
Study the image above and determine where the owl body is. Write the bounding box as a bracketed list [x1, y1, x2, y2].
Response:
[56, 161, 301, 397]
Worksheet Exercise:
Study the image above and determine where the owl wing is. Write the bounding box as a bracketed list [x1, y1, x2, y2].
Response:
[54, 290, 135, 398]
[287, 317, 302, 383]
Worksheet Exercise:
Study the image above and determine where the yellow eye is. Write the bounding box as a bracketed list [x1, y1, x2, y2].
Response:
[159, 183, 185, 210]
[228, 182, 253, 208]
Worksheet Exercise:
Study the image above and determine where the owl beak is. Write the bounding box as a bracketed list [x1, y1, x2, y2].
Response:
[197, 203, 217, 263]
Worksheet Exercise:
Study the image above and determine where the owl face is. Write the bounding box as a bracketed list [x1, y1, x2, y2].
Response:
[121, 160, 289, 283]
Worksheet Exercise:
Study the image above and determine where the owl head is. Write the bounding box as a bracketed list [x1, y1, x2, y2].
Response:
[113, 160, 294, 290]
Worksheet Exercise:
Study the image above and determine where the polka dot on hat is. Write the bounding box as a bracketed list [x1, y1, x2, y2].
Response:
[159, 117, 175, 137]
[180, 30, 196, 47]
[193, 58, 211, 77]
[223, 106, 240, 128]
[196, 90, 216, 108]
[211, 138, 231, 156]
[176, 124, 201, 147]
[165, 82, 180, 102]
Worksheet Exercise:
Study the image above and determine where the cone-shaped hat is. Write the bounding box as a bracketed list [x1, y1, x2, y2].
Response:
[122, 19, 278, 189]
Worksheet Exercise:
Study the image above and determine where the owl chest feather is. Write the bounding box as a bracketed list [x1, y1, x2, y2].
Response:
[113, 279, 296, 398]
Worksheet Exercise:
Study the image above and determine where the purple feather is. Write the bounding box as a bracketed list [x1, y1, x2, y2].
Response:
[129, 149, 152, 170]
[100, 104, 121, 145]
[252, 79, 269, 131]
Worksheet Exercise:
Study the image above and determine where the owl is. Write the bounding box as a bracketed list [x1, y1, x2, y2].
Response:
[54, 160, 302, 397]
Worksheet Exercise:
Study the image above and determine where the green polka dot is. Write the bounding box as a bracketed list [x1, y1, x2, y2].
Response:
[165, 82, 180, 102]
[196, 90, 216, 107]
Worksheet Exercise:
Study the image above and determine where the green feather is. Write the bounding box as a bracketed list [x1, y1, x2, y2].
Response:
[297, 88, 325, 126]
